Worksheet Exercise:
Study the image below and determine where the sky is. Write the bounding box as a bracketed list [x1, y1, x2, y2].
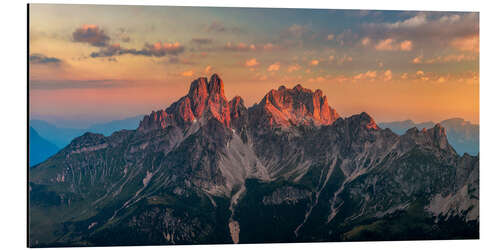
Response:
[29, 4, 479, 128]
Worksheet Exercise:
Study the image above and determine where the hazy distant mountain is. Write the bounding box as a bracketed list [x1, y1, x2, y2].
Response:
[30, 115, 144, 148]
[29, 120, 85, 148]
[379, 120, 434, 135]
[29, 127, 59, 166]
[29, 74, 478, 247]
[440, 118, 479, 156]
[379, 119, 479, 155]
[87, 115, 144, 135]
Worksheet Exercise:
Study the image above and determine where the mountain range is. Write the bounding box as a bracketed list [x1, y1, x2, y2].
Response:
[29, 127, 59, 166]
[379, 119, 479, 155]
[30, 115, 144, 149]
[29, 74, 479, 247]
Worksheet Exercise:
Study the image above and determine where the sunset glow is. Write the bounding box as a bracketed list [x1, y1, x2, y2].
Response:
[29, 5, 479, 126]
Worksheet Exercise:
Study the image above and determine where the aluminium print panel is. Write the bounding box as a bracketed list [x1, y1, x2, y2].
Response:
[28, 4, 479, 247]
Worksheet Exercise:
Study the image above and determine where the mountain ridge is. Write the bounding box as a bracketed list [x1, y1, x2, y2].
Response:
[29, 74, 479, 246]
[379, 118, 479, 155]
[29, 127, 60, 166]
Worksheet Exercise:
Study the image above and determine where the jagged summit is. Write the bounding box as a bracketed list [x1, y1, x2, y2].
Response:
[138, 74, 231, 131]
[348, 112, 379, 130]
[400, 123, 455, 154]
[138, 75, 343, 132]
[252, 84, 340, 128]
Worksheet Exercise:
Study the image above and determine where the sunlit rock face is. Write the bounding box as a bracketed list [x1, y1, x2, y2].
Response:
[138, 74, 231, 132]
[248, 84, 340, 129]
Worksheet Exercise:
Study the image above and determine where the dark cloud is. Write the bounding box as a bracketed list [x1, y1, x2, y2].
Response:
[90, 42, 185, 58]
[29, 79, 133, 90]
[205, 21, 243, 33]
[191, 38, 213, 45]
[29, 54, 62, 65]
[72, 24, 110, 47]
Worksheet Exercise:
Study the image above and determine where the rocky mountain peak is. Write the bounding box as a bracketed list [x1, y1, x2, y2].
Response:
[352, 112, 379, 130]
[188, 77, 209, 117]
[208, 73, 225, 97]
[229, 96, 245, 113]
[427, 123, 449, 149]
[253, 84, 339, 128]
[138, 74, 231, 131]
[400, 123, 455, 154]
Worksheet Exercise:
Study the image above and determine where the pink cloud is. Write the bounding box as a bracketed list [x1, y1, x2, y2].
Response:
[72, 24, 110, 47]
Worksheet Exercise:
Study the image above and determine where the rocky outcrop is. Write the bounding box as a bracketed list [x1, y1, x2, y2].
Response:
[138, 74, 231, 132]
[249, 85, 339, 129]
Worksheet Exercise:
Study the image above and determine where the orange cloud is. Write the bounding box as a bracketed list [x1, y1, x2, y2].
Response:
[336, 55, 353, 65]
[263, 43, 277, 50]
[224, 42, 278, 52]
[224, 42, 256, 51]
[309, 59, 319, 66]
[375, 39, 395, 51]
[400, 40, 413, 51]
[413, 54, 476, 64]
[384, 70, 393, 81]
[412, 56, 423, 64]
[308, 76, 326, 83]
[181, 70, 194, 77]
[375, 39, 413, 51]
[451, 35, 479, 53]
[353, 70, 377, 80]
[148, 42, 184, 56]
[245, 58, 259, 67]
[415, 70, 430, 81]
[267, 62, 280, 72]
[287, 64, 301, 73]
[361, 37, 371, 46]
